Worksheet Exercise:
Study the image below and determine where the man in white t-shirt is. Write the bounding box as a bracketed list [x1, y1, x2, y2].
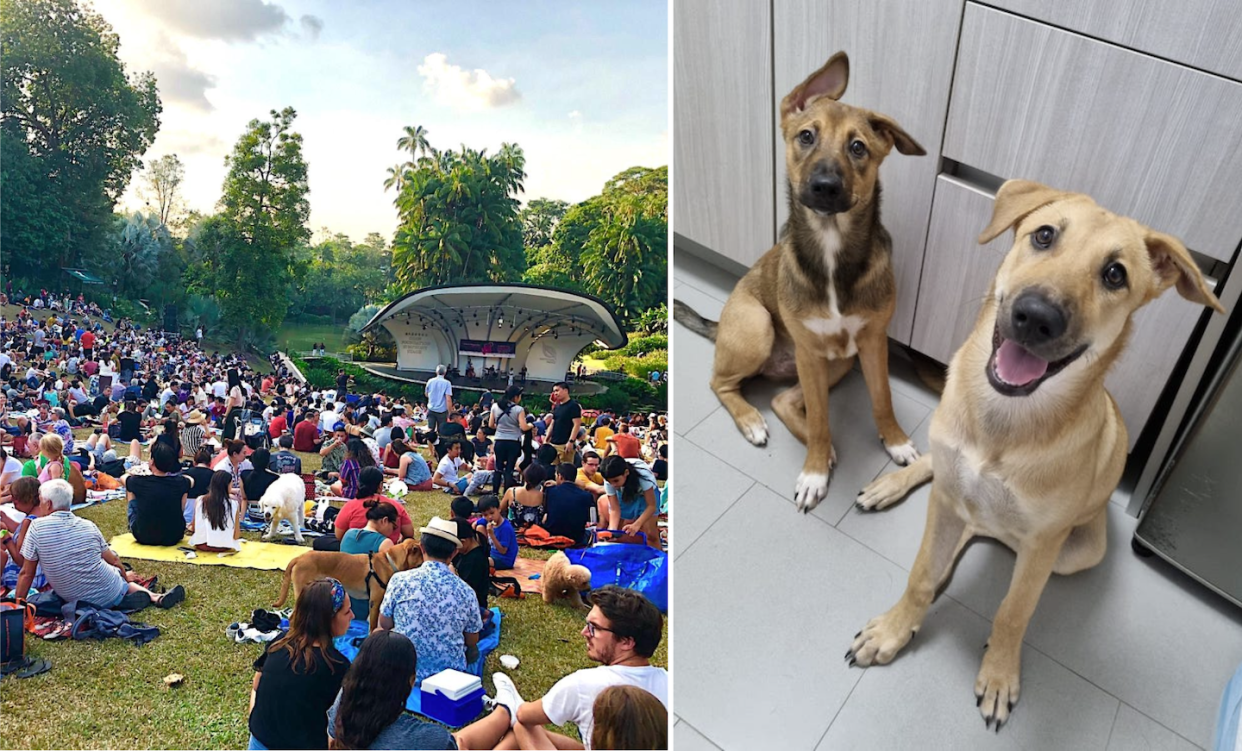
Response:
[455, 585, 667, 750]
[212, 379, 227, 399]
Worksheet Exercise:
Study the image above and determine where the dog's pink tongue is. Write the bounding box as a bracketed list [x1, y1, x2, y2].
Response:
[995, 339, 1049, 386]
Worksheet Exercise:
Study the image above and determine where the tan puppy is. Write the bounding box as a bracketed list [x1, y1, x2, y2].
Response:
[846, 180, 1225, 730]
[541, 551, 592, 612]
[674, 52, 925, 512]
[273, 538, 425, 630]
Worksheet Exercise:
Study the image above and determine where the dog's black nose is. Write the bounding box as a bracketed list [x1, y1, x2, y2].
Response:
[1011, 293, 1067, 345]
[809, 173, 843, 201]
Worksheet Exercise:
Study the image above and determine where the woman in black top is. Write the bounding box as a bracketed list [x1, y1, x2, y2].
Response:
[117, 400, 143, 442]
[452, 518, 492, 625]
[241, 448, 281, 505]
[249, 578, 352, 750]
[155, 417, 181, 460]
[184, 446, 216, 500]
[123, 441, 191, 546]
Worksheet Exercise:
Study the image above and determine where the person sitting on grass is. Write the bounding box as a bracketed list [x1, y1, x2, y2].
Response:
[293, 408, 320, 452]
[432, 439, 472, 494]
[450, 506, 492, 629]
[1, 477, 48, 592]
[241, 448, 282, 507]
[326, 630, 457, 750]
[121, 442, 191, 549]
[598, 455, 660, 548]
[330, 439, 371, 499]
[384, 436, 434, 492]
[188, 470, 244, 553]
[319, 423, 349, 484]
[543, 463, 596, 547]
[248, 578, 352, 751]
[499, 463, 547, 530]
[332, 468, 415, 547]
[474, 494, 517, 571]
[217, 438, 253, 505]
[182, 446, 216, 524]
[338, 497, 397, 620]
[15, 479, 184, 610]
[180, 409, 208, 459]
[269, 434, 302, 475]
[21, 432, 69, 482]
[650, 444, 668, 483]
[376, 517, 482, 684]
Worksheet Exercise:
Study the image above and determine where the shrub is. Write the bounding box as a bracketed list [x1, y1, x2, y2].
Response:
[618, 334, 668, 357]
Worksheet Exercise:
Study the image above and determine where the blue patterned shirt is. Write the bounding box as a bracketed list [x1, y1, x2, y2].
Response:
[380, 561, 483, 684]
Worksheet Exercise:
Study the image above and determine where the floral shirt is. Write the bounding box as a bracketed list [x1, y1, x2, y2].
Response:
[380, 561, 483, 684]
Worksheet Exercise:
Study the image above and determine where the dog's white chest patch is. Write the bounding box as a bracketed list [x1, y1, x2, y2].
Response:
[944, 444, 1025, 539]
[800, 314, 865, 357]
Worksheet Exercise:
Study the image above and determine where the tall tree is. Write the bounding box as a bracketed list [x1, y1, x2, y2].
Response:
[519, 198, 569, 249]
[214, 107, 310, 346]
[0, 0, 161, 276]
[140, 154, 184, 227]
[388, 128, 526, 291]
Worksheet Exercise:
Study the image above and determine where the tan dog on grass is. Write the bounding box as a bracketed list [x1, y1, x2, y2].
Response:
[674, 51, 926, 512]
[847, 180, 1225, 731]
[541, 551, 592, 612]
[273, 538, 424, 630]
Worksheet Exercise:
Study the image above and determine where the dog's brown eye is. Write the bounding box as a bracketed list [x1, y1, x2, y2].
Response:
[849, 139, 867, 157]
[1102, 262, 1128, 290]
[1031, 225, 1057, 250]
[798, 129, 815, 146]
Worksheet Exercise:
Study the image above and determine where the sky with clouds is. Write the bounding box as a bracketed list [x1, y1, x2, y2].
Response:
[98, 0, 669, 242]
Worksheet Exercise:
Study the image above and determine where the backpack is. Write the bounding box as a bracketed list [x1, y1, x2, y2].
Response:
[0, 601, 33, 664]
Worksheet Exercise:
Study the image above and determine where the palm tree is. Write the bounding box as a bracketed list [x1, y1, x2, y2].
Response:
[383, 163, 406, 193]
[396, 125, 431, 161]
[497, 142, 526, 195]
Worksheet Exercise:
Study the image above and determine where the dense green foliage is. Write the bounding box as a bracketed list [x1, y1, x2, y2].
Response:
[387, 129, 527, 291]
[287, 232, 391, 323]
[0, 0, 160, 277]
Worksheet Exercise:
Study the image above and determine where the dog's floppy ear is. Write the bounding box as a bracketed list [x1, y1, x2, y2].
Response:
[781, 51, 849, 118]
[978, 179, 1075, 244]
[1144, 229, 1226, 313]
[867, 112, 925, 156]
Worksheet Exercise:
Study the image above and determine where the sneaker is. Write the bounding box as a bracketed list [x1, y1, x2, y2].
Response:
[491, 672, 524, 728]
[157, 584, 186, 609]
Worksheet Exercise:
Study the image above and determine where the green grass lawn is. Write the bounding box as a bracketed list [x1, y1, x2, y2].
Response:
[1, 432, 667, 749]
[276, 322, 349, 356]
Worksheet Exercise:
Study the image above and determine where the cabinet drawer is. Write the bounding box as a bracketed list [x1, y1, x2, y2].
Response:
[987, 0, 1242, 82]
[673, 0, 774, 267]
[913, 175, 1215, 451]
[944, 4, 1242, 262]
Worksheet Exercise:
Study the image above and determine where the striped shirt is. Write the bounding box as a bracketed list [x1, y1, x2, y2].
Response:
[20, 511, 126, 606]
[180, 424, 206, 456]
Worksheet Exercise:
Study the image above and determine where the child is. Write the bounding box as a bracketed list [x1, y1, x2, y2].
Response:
[474, 494, 517, 571]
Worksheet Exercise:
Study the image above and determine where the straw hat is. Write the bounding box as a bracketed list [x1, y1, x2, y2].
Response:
[419, 516, 462, 548]
[184, 410, 207, 425]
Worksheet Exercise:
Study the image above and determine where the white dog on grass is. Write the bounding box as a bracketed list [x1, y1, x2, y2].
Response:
[259, 473, 306, 543]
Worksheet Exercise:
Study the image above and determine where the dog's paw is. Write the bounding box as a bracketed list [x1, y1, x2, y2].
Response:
[794, 471, 830, 513]
[884, 440, 920, 466]
[856, 472, 909, 512]
[740, 418, 770, 447]
[975, 650, 1021, 732]
[846, 607, 920, 667]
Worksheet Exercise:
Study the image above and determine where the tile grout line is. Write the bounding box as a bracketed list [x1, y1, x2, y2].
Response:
[676, 716, 726, 751]
[675, 402, 722, 442]
[674, 476, 756, 562]
[1104, 699, 1122, 750]
[816, 665, 868, 751]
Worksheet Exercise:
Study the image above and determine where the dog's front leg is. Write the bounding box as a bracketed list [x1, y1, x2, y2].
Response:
[793, 348, 835, 512]
[976, 529, 1069, 731]
[856, 324, 918, 465]
[849, 486, 968, 664]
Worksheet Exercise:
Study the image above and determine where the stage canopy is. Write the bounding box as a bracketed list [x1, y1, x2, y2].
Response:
[361, 284, 628, 381]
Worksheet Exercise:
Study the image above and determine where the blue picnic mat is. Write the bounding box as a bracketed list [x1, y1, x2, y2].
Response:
[330, 607, 502, 715]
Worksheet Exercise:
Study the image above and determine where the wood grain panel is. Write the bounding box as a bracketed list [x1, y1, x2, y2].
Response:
[773, 0, 965, 344]
[988, 0, 1242, 81]
[673, 0, 775, 267]
[913, 175, 1217, 451]
[944, 4, 1242, 262]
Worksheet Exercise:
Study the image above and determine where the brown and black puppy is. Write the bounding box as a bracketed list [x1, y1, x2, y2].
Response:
[848, 180, 1225, 730]
[674, 51, 925, 512]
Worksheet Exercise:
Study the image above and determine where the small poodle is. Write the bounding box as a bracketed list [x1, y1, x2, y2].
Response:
[541, 551, 592, 611]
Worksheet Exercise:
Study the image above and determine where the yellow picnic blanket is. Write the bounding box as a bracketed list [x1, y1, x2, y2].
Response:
[108, 534, 308, 571]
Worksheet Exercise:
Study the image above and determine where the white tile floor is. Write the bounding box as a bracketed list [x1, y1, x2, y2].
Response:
[671, 251, 1242, 751]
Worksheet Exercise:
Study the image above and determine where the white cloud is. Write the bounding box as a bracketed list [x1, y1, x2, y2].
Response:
[300, 15, 323, 41]
[417, 53, 520, 110]
[145, 33, 217, 111]
[568, 110, 583, 134]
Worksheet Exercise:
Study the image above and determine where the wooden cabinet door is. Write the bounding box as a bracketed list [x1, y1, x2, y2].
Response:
[673, 0, 775, 267]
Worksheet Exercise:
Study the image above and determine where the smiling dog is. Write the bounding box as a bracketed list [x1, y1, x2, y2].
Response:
[847, 179, 1225, 730]
[674, 52, 925, 512]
